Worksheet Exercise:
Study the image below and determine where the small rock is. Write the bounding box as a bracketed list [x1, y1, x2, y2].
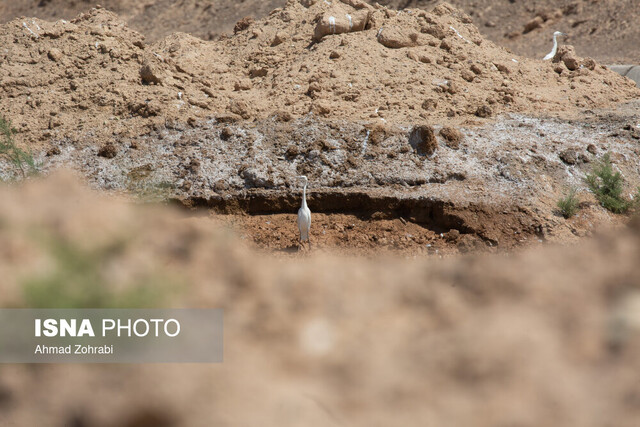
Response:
[47, 48, 63, 62]
[475, 105, 493, 118]
[314, 9, 370, 41]
[587, 144, 597, 154]
[378, 28, 422, 48]
[234, 17, 254, 34]
[470, 64, 483, 75]
[234, 79, 252, 91]
[306, 82, 322, 98]
[46, 146, 61, 156]
[273, 110, 292, 122]
[249, 67, 268, 78]
[220, 127, 233, 141]
[421, 23, 446, 40]
[582, 57, 597, 71]
[494, 62, 511, 74]
[409, 125, 437, 156]
[215, 113, 242, 123]
[140, 61, 162, 85]
[445, 229, 460, 242]
[439, 126, 463, 149]
[313, 101, 331, 116]
[285, 145, 300, 159]
[329, 51, 340, 59]
[446, 82, 460, 95]
[553, 45, 580, 70]
[563, 55, 580, 71]
[559, 148, 578, 165]
[228, 99, 250, 119]
[98, 143, 117, 159]
[422, 99, 438, 111]
[406, 51, 419, 62]
[271, 31, 288, 47]
[365, 122, 390, 145]
[241, 168, 273, 188]
[461, 69, 475, 82]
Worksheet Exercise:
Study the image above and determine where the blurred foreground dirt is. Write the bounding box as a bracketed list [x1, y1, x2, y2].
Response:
[1, 173, 640, 426]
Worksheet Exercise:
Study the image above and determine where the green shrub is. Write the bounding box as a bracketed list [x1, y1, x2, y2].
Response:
[584, 153, 632, 214]
[557, 187, 579, 218]
[0, 115, 39, 178]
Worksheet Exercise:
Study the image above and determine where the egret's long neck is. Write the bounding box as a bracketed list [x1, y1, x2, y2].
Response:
[302, 183, 308, 209]
[551, 34, 558, 55]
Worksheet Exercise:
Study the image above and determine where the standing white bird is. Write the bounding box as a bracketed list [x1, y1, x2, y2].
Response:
[297, 175, 311, 246]
[543, 31, 566, 60]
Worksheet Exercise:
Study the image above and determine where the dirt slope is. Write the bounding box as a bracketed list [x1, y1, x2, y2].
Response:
[4, 0, 640, 63]
[1, 2, 636, 150]
[381, 0, 640, 63]
[0, 0, 284, 42]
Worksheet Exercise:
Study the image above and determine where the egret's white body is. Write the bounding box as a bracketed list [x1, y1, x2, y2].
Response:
[544, 31, 566, 61]
[297, 176, 311, 243]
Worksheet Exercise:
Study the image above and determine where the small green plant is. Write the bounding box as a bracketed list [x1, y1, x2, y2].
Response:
[584, 153, 632, 214]
[125, 166, 175, 203]
[0, 115, 39, 178]
[22, 235, 174, 308]
[557, 187, 580, 218]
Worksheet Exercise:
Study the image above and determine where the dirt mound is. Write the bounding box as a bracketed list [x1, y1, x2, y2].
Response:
[1, 1, 639, 251]
[379, 0, 640, 63]
[1, 1, 637, 151]
[5, 1, 640, 64]
[0, 0, 285, 42]
[2, 173, 640, 426]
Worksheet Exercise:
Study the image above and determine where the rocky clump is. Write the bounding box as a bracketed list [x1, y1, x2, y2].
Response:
[439, 126, 463, 149]
[313, 5, 370, 41]
[553, 45, 597, 72]
[409, 125, 437, 156]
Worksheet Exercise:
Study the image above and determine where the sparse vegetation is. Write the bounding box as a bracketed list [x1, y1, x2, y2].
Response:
[22, 234, 175, 308]
[585, 153, 633, 214]
[557, 187, 580, 218]
[0, 115, 39, 178]
[125, 166, 175, 203]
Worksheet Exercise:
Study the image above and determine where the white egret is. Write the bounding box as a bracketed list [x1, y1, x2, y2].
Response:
[543, 31, 566, 61]
[297, 175, 311, 246]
